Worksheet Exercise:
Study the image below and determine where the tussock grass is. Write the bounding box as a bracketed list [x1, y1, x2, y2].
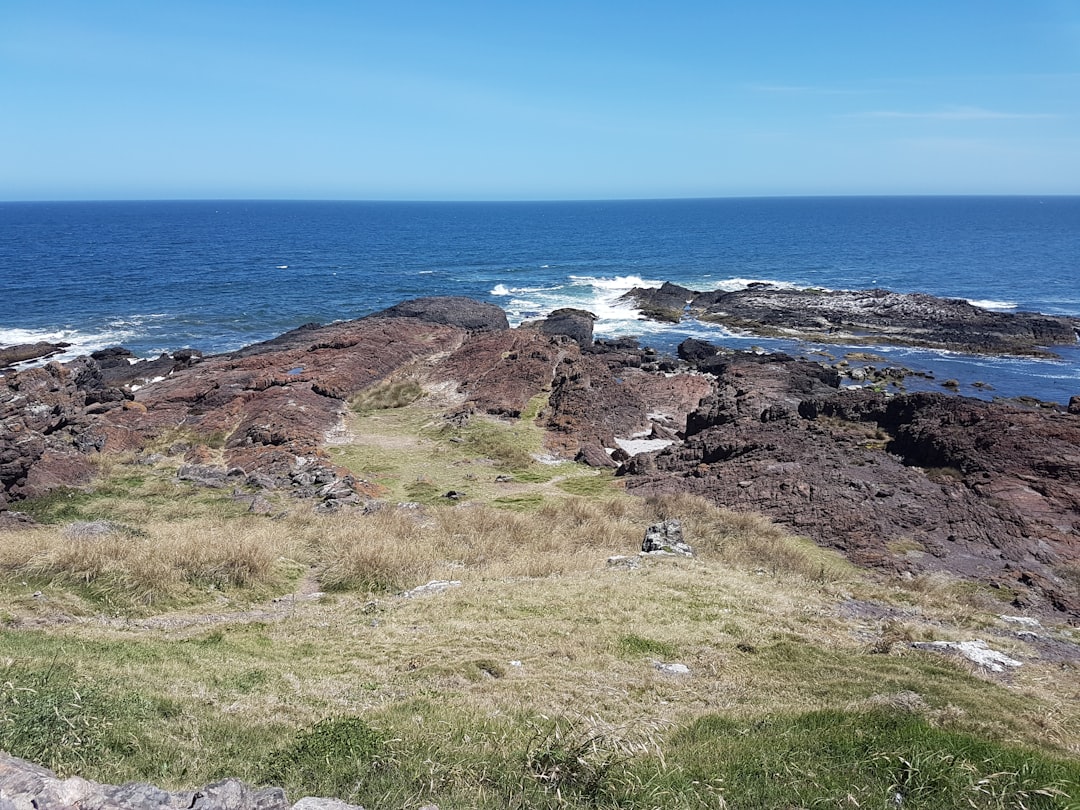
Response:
[643, 492, 853, 582]
[308, 497, 643, 592]
[350, 379, 424, 413]
[0, 518, 303, 608]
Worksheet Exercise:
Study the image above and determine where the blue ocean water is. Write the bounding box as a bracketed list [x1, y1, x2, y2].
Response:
[1, 197, 1078, 403]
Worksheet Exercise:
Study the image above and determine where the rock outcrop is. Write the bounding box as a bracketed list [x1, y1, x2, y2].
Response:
[621, 341, 1080, 617]
[0, 751, 365, 810]
[621, 283, 1080, 356]
[0, 341, 71, 369]
[371, 296, 509, 332]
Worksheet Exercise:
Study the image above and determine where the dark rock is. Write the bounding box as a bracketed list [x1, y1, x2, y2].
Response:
[575, 443, 619, 468]
[1070, 395, 1080, 415]
[0, 341, 71, 366]
[619, 282, 697, 323]
[539, 308, 596, 346]
[373, 296, 509, 332]
[647, 285, 1080, 356]
[677, 338, 722, 364]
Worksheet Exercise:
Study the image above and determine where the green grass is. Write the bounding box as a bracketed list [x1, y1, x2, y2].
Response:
[556, 472, 617, 496]
[613, 633, 680, 660]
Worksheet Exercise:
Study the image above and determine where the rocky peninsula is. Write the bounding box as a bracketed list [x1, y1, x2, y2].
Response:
[2, 293, 1079, 619]
[620, 282, 1080, 356]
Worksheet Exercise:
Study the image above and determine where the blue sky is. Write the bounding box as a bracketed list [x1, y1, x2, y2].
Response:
[2, 1, 1079, 200]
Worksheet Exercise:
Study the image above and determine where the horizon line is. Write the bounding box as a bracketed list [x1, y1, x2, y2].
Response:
[3, 192, 1080, 205]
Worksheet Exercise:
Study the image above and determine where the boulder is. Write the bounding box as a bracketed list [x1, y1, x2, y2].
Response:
[619, 282, 697, 323]
[1070, 395, 1080, 415]
[0, 751, 365, 810]
[575, 443, 618, 468]
[539, 308, 596, 346]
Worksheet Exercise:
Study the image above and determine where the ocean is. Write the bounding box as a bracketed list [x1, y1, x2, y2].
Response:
[2, 197, 1078, 403]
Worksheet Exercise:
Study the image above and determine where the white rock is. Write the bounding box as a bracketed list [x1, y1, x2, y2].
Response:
[654, 662, 691, 676]
[403, 579, 462, 598]
[912, 640, 1022, 673]
[999, 615, 1041, 628]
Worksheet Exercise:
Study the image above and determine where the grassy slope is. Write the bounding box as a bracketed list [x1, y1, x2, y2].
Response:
[1, 389, 1079, 809]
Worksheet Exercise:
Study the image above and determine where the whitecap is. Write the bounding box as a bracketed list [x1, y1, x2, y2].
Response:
[491, 284, 512, 296]
[569, 274, 662, 291]
[711, 277, 806, 292]
[276, 265, 289, 269]
[966, 299, 1018, 311]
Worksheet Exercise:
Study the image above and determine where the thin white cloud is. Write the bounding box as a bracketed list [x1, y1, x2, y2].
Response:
[748, 82, 867, 95]
[851, 105, 1058, 120]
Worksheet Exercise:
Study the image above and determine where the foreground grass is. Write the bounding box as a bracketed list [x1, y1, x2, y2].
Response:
[1, 390, 1079, 808]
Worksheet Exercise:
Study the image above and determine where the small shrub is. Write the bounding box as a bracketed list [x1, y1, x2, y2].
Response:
[523, 717, 642, 801]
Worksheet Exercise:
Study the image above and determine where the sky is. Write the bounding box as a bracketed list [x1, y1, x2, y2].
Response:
[2, 1, 1079, 200]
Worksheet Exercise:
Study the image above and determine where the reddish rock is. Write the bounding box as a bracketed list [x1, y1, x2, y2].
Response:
[434, 328, 567, 417]
[622, 352, 1080, 618]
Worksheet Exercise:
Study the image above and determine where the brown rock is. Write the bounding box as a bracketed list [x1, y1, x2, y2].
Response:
[622, 351, 1080, 619]
[575, 443, 619, 468]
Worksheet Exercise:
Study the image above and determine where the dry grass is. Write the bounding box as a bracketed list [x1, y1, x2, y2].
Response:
[299, 492, 847, 598]
[3, 387, 1079, 806]
[0, 518, 304, 607]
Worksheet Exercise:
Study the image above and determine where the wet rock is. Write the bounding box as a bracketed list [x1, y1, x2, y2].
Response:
[619, 282, 696, 323]
[674, 285, 1080, 356]
[0, 341, 71, 367]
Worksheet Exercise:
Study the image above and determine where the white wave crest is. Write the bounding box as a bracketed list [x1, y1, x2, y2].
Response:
[491, 284, 512, 296]
[966, 299, 1018, 312]
[569, 274, 663, 291]
[0, 322, 147, 368]
[710, 277, 805, 292]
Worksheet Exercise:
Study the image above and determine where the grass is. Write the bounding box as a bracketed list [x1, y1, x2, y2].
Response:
[1, 384, 1078, 807]
[350, 379, 425, 413]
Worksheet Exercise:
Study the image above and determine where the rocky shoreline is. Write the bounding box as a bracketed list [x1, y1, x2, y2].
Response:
[620, 281, 1080, 356]
[2, 293, 1079, 619]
